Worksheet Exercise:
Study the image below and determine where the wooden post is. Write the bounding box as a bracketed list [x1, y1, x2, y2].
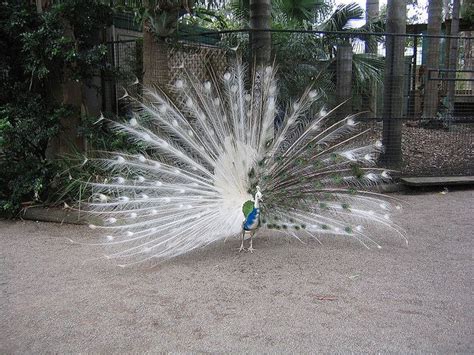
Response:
[336, 43, 353, 119]
[381, 0, 406, 168]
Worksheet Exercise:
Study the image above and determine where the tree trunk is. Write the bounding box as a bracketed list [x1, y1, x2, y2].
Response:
[44, 3, 85, 158]
[422, 0, 442, 119]
[143, 30, 170, 88]
[381, 0, 406, 168]
[446, 0, 461, 117]
[249, 0, 271, 68]
[142, 0, 171, 89]
[336, 44, 353, 119]
[365, 0, 379, 53]
[363, 0, 379, 118]
[35, 0, 43, 13]
[443, 0, 450, 19]
[465, 31, 474, 93]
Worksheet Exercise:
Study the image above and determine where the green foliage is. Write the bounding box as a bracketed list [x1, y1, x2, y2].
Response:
[351, 164, 364, 179]
[274, 0, 330, 24]
[461, 1, 474, 23]
[79, 114, 146, 152]
[318, 2, 363, 32]
[214, 2, 384, 107]
[0, 95, 69, 216]
[271, 30, 333, 105]
[54, 111, 155, 206]
[1, 1, 113, 98]
[0, 0, 115, 216]
[128, 0, 195, 36]
[20, 1, 112, 83]
[225, 0, 331, 29]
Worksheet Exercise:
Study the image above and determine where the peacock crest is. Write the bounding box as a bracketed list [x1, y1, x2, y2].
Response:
[83, 61, 406, 266]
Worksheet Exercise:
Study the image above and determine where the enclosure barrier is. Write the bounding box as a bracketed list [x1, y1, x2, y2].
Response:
[101, 30, 473, 177]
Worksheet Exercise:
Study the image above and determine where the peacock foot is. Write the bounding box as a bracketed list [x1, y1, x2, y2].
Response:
[239, 245, 246, 252]
[247, 246, 255, 253]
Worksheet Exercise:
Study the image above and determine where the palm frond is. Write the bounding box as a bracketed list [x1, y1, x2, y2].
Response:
[352, 53, 384, 88]
[318, 2, 364, 32]
[273, 0, 330, 23]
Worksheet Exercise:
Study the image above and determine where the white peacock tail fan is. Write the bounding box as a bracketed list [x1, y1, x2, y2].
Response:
[81, 61, 406, 267]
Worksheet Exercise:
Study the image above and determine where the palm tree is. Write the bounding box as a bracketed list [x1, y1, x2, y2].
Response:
[266, 3, 385, 110]
[365, 0, 379, 51]
[318, 3, 385, 108]
[422, 0, 442, 119]
[229, 0, 330, 28]
[273, 0, 330, 26]
[363, 0, 379, 118]
[381, 0, 406, 168]
[446, 0, 461, 116]
[249, 0, 272, 66]
[461, 1, 474, 92]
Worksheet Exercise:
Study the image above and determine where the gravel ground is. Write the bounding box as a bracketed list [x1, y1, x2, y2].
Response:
[360, 121, 473, 177]
[1, 189, 473, 353]
[401, 124, 474, 176]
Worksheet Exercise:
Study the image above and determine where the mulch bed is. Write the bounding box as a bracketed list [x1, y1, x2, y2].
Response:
[358, 121, 473, 177]
[400, 123, 473, 176]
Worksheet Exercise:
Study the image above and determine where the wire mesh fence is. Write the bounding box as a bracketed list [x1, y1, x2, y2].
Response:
[102, 30, 473, 177]
[102, 39, 142, 115]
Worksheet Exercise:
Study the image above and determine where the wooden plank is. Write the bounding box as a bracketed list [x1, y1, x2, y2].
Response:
[401, 176, 474, 186]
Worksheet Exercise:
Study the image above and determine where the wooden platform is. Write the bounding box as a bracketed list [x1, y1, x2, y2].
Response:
[401, 176, 474, 187]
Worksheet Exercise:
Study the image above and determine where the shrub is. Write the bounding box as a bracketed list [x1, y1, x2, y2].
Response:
[0, 95, 73, 216]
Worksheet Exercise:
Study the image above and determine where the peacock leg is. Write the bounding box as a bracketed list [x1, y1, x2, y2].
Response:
[239, 229, 246, 252]
[248, 231, 255, 253]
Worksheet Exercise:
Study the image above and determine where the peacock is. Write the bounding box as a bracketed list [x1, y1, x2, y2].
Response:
[240, 186, 263, 253]
[82, 60, 406, 267]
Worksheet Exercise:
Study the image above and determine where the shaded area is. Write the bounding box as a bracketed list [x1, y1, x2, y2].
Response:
[401, 123, 473, 176]
[360, 120, 473, 176]
[1, 190, 473, 353]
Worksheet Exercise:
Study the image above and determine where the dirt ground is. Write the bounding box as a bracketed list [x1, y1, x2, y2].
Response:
[1, 189, 473, 353]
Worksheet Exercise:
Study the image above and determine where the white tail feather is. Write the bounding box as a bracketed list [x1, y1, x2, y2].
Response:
[79, 61, 406, 266]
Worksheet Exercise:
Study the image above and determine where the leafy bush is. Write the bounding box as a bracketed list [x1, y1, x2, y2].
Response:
[0, 95, 73, 216]
[20, 1, 112, 83]
[0, 1, 115, 216]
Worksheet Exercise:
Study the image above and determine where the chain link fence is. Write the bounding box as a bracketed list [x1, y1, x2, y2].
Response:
[102, 30, 473, 177]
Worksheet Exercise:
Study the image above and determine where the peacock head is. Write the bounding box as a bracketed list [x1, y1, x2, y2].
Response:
[254, 186, 263, 208]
